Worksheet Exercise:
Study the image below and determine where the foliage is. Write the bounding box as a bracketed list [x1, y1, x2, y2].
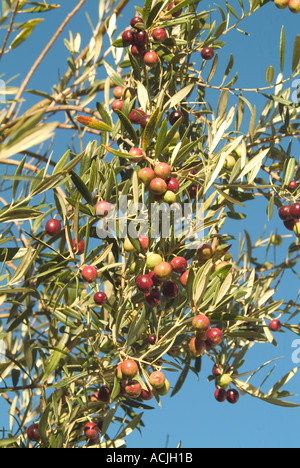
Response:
[0, 0, 299, 448]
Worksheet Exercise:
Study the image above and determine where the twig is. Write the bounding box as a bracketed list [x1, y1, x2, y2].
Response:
[6, 0, 87, 121]
[1, 393, 24, 423]
[0, 1, 19, 61]
[0, 158, 68, 206]
[55, 0, 130, 93]
[1, 0, 131, 138]
[248, 130, 300, 147]
[261, 164, 281, 182]
[20, 150, 56, 167]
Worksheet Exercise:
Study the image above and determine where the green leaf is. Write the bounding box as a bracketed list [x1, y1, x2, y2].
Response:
[12, 156, 26, 201]
[174, 138, 203, 166]
[164, 84, 193, 110]
[136, 80, 150, 111]
[30, 173, 65, 196]
[154, 118, 168, 158]
[42, 328, 70, 382]
[96, 101, 113, 128]
[70, 170, 93, 205]
[217, 89, 229, 118]
[127, 308, 147, 347]
[102, 145, 143, 161]
[213, 20, 226, 39]
[214, 271, 232, 305]
[0, 122, 58, 160]
[127, 52, 142, 81]
[104, 167, 117, 203]
[19, 2, 60, 13]
[267, 367, 299, 397]
[192, 260, 214, 308]
[249, 0, 261, 11]
[261, 93, 298, 107]
[284, 157, 296, 187]
[63, 150, 89, 173]
[9, 19, 44, 49]
[267, 194, 274, 222]
[103, 61, 125, 87]
[16, 18, 45, 29]
[23, 336, 33, 372]
[127, 231, 143, 254]
[248, 105, 256, 143]
[142, 108, 161, 151]
[116, 412, 144, 440]
[238, 148, 269, 181]
[205, 153, 226, 191]
[0, 207, 42, 223]
[207, 53, 218, 83]
[114, 109, 138, 145]
[25, 88, 55, 100]
[0, 248, 21, 262]
[90, 243, 114, 267]
[292, 35, 300, 74]
[0, 438, 18, 447]
[112, 36, 124, 48]
[115, 299, 131, 342]
[51, 310, 79, 329]
[171, 361, 189, 397]
[279, 25, 285, 74]
[265, 65, 274, 85]
[52, 150, 70, 176]
[227, 3, 240, 19]
[221, 54, 234, 86]
[235, 94, 245, 132]
[234, 378, 299, 407]
[0, 15, 8, 26]
[143, 0, 155, 24]
[101, 406, 118, 437]
[210, 262, 233, 280]
[29, 167, 45, 195]
[38, 403, 51, 446]
[8, 247, 36, 285]
[75, 115, 112, 132]
[146, 1, 164, 27]
[0, 287, 37, 295]
[66, 197, 92, 216]
[53, 370, 89, 388]
[155, 117, 182, 158]
[110, 376, 121, 402]
[99, 439, 126, 449]
[7, 308, 33, 332]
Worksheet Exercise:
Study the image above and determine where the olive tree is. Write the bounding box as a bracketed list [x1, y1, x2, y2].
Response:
[0, 0, 299, 448]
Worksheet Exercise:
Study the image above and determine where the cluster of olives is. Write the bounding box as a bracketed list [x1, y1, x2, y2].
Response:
[274, 0, 300, 13]
[278, 180, 300, 235]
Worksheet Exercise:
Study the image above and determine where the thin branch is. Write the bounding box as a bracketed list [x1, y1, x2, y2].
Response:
[0, 0, 19, 61]
[248, 130, 300, 147]
[261, 164, 281, 182]
[6, 0, 87, 121]
[55, 0, 130, 94]
[20, 149, 56, 167]
[1, 0, 130, 138]
[196, 73, 299, 94]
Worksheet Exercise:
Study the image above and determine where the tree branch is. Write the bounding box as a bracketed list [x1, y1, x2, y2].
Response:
[5, 0, 87, 121]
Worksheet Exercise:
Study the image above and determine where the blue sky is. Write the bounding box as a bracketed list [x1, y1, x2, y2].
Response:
[1, 0, 300, 448]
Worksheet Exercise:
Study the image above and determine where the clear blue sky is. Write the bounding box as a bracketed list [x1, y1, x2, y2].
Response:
[1, 0, 300, 448]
